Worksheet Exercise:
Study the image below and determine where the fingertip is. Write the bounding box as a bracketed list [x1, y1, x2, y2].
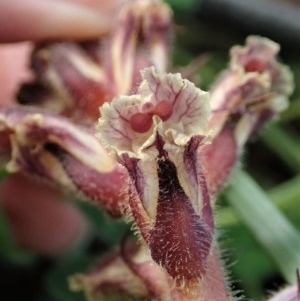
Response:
[0, 0, 122, 43]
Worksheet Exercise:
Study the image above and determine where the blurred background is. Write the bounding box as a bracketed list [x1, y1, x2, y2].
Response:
[0, 0, 299, 300]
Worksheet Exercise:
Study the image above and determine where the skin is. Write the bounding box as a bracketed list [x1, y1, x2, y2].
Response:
[0, 0, 123, 256]
[0, 0, 124, 42]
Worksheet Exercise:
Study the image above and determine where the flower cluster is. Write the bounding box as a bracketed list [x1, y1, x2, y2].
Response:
[0, 0, 294, 300]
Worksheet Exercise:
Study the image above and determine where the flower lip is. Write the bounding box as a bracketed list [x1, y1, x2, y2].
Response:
[97, 67, 210, 158]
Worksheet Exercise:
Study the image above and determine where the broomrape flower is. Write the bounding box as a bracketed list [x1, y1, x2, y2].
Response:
[0, 0, 294, 300]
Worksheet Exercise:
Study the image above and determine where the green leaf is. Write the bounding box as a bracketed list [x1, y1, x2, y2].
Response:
[224, 169, 300, 284]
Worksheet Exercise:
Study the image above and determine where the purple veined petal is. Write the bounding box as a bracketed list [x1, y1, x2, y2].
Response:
[98, 67, 210, 157]
[140, 67, 210, 144]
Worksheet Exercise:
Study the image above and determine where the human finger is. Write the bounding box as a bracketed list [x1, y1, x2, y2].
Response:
[0, 0, 123, 43]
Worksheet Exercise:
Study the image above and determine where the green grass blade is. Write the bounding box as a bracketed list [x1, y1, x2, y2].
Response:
[217, 174, 300, 227]
[260, 125, 300, 173]
[224, 169, 300, 284]
[268, 174, 300, 207]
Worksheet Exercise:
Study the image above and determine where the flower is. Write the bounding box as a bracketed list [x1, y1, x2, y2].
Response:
[208, 36, 293, 149]
[98, 67, 213, 285]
